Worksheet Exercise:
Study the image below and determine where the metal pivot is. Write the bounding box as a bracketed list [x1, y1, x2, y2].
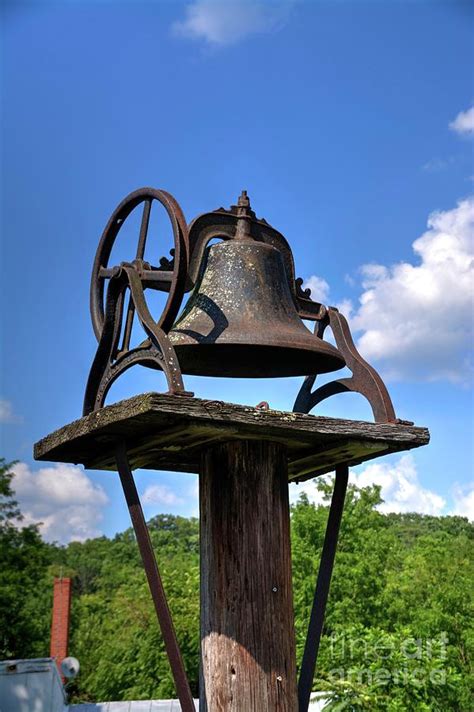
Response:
[293, 308, 397, 423]
[115, 443, 195, 712]
[298, 464, 349, 712]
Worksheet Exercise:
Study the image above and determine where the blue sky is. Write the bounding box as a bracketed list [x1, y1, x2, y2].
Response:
[1, 0, 473, 543]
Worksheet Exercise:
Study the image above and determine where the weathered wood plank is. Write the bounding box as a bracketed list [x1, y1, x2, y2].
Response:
[288, 440, 388, 481]
[34, 393, 429, 482]
[200, 441, 297, 711]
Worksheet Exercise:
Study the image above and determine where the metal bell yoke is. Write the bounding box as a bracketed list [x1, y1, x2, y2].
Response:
[84, 188, 396, 424]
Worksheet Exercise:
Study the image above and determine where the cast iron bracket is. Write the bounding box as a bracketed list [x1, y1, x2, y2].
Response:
[83, 261, 192, 415]
[293, 307, 397, 423]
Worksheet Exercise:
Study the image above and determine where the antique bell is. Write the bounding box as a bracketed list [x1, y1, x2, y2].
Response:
[168, 193, 345, 378]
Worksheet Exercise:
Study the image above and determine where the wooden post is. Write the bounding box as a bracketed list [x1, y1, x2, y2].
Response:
[200, 440, 297, 712]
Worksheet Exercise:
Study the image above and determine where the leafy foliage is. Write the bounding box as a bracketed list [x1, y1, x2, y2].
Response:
[0, 459, 472, 709]
[292, 479, 473, 710]
[0, 459, 54, 658]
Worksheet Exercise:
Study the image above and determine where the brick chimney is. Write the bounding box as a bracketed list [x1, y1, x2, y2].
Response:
[50, 577, 72, 679]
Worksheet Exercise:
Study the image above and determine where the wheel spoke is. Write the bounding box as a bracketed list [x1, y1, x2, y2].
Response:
[136, 199, 152, 259]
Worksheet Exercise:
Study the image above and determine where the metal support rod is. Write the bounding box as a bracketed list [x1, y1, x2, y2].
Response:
[298, 464, 349, 712]
[115, 442, 195, 712]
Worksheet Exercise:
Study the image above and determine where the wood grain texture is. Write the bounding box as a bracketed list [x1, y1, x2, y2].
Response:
[200, 441, 297, 712]
[34, 393, 429, 482]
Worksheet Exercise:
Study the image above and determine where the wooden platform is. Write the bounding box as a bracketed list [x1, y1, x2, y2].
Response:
[34, 393, 429, 482]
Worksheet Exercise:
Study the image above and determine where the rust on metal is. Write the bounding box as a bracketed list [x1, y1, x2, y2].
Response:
[298, 465, 349, 712]
[84, 188, 194, 415]
[293, 308, 397, 423]
[115, 443, 195, 712]
[84, 187, 394, 423]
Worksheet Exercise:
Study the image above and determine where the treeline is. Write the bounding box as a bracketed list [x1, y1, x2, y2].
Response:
[1, 459, 472, 710]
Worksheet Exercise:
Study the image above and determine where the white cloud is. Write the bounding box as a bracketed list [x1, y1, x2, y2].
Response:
[289, 477, 327, 506]
[291, 455, 445, 516]
[449, 106, 474, 136]
[0, 399, 22, 424]
[291, 458, 474, 521]
[305, 198, 474, 383]
[303, 275, 330, 304]
[172, 0, 292, 46]
[451, 483, 474, 520]
[142, 483, 184, 507]
[421, 156, 454, 173]
[302, 276, 353, 319]
[333, 297, 354, 321]
[353, 454, 446, 516]
[11, 462, 108, 543]
[351, 197, 474, 383]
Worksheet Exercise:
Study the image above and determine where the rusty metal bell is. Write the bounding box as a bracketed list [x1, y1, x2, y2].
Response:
[168, 223, 345, 378]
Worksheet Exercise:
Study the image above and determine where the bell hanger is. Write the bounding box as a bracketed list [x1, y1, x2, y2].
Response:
[83, 187, 396, 424]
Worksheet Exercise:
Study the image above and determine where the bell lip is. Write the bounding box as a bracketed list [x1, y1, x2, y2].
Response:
[171, 342, 346, 379]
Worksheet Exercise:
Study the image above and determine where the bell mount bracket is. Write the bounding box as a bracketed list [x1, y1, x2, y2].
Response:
[293, 305, 399, 424]
[84, 187, 397, 426]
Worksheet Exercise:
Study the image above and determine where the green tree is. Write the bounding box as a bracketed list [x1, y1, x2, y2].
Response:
[2, 456, 472, 709]
[0, 459, 53, 658]
[0, 457, 21, 523]
[291, 478, 474, 711]
[65, 515, 200, 701]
